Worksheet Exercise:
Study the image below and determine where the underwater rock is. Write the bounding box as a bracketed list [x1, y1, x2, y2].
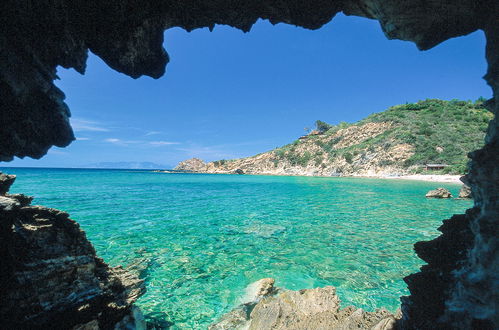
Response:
[0, 172, 145, 328]
[425, 188, 453, 198]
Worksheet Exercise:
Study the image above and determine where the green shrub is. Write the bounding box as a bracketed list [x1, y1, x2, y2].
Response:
[344, 152, 353, 164]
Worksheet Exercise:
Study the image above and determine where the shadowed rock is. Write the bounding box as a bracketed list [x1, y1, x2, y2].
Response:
[459, 184, 472, 199]
[0, 172, 16, 195]
[0, 173, 145, 329]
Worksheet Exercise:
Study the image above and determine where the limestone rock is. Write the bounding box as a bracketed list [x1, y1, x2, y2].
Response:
[426, 188, 453, 198]
[210, 278, 276, 330]
[244, 278, 276, 302]
[458, 184, 472, 199]
[174, 158, 207, 172]
[211, 280, 397, 330]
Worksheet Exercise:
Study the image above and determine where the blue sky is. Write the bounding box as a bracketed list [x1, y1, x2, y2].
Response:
[4, 14, 491, 168]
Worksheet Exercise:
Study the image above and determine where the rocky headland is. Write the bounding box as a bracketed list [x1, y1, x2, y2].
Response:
[0, 172, 146, 329]
[174, 100, 491, 180]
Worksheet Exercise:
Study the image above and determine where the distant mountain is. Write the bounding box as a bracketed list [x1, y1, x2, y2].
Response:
[83, 161, 169, 169]
[175, 99, 491, 176]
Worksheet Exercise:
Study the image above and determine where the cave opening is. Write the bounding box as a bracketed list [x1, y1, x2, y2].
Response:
[0, 3, 497, 325]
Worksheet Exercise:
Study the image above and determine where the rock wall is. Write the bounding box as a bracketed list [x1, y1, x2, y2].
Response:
[0, 0, 498, 329]
[0, 173, 145, 329]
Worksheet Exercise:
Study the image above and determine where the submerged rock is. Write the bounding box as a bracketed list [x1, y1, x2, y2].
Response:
[210, 279, 398, 330]
[426, 188, 453, 198]
[0, 172, 145, 329]
[458, 184, 472, 199]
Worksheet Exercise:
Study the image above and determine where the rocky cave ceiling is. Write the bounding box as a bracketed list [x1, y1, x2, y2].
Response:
[0, 0, 497, 161]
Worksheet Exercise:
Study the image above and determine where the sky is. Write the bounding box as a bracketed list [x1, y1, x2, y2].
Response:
[3, 14, 491, 168]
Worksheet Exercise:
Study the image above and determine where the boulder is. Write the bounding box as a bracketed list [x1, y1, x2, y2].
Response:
[458, 185, 472, 199]
[426, 188, 453, 198]
[234, 169, 244, 175]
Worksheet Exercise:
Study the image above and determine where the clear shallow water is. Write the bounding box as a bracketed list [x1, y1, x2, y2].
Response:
[3, 168, 471, 328]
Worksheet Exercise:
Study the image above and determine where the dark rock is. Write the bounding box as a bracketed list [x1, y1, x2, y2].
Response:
[0, 1, 496, 161]
[402, 208, 477, 329]
[426, 188, 453, 198]
[458, 184, 472, 199]
[234, 169, 244, 175]
[7, 193, 34, 206]
[0, 175, 145, 329]
[0, 172, 16, 195]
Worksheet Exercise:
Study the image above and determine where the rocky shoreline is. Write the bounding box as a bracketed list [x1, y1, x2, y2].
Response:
[169, 158, 466, 184]
[0, 172, 146, 329]
[210, 278, 400, 330]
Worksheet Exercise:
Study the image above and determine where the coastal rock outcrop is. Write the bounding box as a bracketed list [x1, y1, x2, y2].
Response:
[425, 188, 453, 199]
[210, 279, 398, 330]
[0, 172, 145, 329]
[173, 158, 207, 172]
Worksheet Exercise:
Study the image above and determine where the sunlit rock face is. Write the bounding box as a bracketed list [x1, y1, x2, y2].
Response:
[0, 0, 498, 328]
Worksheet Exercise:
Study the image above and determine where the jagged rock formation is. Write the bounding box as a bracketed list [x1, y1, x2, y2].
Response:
[210, 278, 399, 330]
[173, 158, 207, 172]
[425, 188, 453, 199]
[0, 172, 146, 329]
[0, 1, 498, 329]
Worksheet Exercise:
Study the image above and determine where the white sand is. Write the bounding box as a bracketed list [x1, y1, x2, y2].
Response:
[380, 174, 463, 184]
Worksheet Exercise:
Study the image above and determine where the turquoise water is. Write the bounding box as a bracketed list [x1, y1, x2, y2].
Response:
[3, 168, 471, 328]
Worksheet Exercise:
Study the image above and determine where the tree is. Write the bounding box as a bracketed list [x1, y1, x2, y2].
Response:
[315, 120, 332, 133]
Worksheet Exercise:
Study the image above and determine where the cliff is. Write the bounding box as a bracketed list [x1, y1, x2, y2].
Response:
[179, 99, 491, 177]
[0, 172, 146, 329]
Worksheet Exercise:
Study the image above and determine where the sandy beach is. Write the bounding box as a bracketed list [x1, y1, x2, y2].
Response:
[380, 174, 463, 184]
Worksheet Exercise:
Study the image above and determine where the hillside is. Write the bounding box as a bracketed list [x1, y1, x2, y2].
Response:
[175, 99, 491, 176]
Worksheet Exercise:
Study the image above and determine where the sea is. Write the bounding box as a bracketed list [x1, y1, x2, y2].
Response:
[2, 167, 472, 328]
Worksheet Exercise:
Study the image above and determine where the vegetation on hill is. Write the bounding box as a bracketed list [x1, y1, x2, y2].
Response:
[204, 99, 491, 176]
